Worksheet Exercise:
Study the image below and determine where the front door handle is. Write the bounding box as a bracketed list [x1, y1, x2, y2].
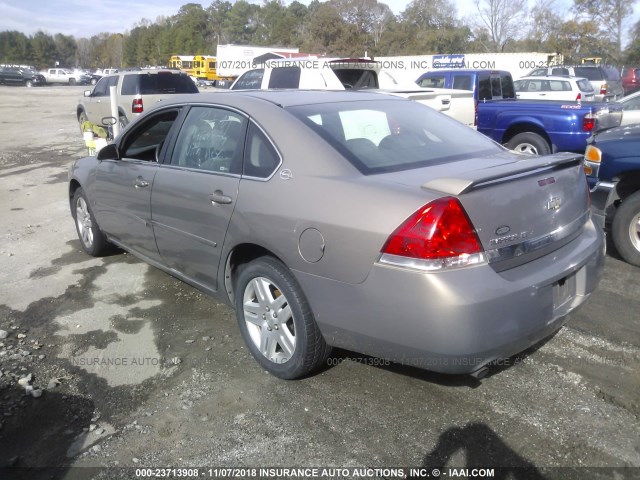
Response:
[209, 190, 232, 205]
[134, 176, 149, 188]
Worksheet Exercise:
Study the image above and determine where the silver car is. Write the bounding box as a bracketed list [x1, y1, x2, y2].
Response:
[68, 90, 605, 379]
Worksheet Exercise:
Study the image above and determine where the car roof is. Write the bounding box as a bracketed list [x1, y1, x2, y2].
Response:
[156, 90, 406, 109]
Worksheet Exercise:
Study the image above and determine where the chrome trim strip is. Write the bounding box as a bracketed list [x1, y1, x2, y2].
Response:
[378, 252, 487, 272]
[485, 210, 591, 263]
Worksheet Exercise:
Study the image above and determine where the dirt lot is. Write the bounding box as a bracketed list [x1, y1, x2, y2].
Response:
[0, 86, 638, 480]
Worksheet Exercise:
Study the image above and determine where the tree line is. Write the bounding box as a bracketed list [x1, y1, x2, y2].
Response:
[1, 0, 638, 70]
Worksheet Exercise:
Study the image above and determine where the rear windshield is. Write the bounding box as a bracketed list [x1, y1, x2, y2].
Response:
[573, 67, 604, 80]
[577, 79, 594, 92]
[121, 72, 198, 95]
[287, 100, 502, 175]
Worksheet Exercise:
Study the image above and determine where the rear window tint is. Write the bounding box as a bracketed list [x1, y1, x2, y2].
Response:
[287, 100, 501, 175]
[577, 79, 594, 92]
[574, 67, 603, 80]
[121, 73, 198, 95]
[268, 66, 301, 89]
[232, 69, 264, 90]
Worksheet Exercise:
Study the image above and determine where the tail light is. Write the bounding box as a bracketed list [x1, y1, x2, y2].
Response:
[379, 197, 486, 271]
[582, 113, 596, 132]
[132, 98, 143, 114]
[576, 92, 582, 101]
[600, 83, 607, 95]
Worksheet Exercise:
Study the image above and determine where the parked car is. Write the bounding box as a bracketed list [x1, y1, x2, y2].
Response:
[77, 69, 199, 130]
[415, 69, 516, 101]
[514, 75, 595, 102]
[68, 90, 604, 379]
[617, 90, 640, 126]
[231, 59, 476, 127]
[621, 67, 640, 95]
[584, 124, 640, 266]
[526, 65, 624, 102]
[0, 66, 46, 87]
[40, 68, 91, 85]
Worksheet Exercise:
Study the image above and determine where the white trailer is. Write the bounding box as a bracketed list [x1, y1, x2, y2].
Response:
[374, 52, 563, 84]
[216, 44, 300, 78]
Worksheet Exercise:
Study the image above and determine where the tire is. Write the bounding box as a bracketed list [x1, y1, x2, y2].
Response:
[611, 190, 640, 267]
[25, 80, 33, 88]
[78, 110, 88, 133]
[91, 78, 97, 85]
[235, 256, 331, 379]
[505, 132, 551, 155]
[69, 78, 76, 86]
[118, 115, 128, 131]
[72, 188, 110, 257]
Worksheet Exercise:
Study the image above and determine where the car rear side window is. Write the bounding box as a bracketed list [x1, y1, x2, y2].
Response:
[243, 123, 281, 178]
[477, 74, 491, 100]
[452, 74, 472, 90]
[288, 100, 502, 175]
[268, 67, 302, 88]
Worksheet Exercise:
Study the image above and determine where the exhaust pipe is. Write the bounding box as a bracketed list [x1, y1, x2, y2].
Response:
[470, 366, 489, 380]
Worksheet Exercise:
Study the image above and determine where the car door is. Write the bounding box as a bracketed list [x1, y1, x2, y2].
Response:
[92, 107, 183, 261]
[151, 105, 248, 291]
[84, 76, 119, 124]
[621, 95, 640, 126]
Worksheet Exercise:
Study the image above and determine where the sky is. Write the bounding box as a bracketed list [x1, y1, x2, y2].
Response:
[0, 0, 638, 46]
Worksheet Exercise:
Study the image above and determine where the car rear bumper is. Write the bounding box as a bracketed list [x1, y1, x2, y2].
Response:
[294, 220, 605, 375]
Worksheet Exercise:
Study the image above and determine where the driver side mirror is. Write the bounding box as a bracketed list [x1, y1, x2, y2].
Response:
[96, 143, 119, 160]
[84, 90, 92, 97]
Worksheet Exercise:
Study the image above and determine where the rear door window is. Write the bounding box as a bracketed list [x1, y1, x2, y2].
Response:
[122, 73, 198, 95]
[452, 74, 473, 90]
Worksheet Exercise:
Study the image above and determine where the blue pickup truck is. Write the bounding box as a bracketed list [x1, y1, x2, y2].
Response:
[415, 69, 621, 155]
[477, 99, 621, 155]
[584, 124, 640, 267]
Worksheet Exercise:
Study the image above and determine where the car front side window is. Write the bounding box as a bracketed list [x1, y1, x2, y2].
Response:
[120, 109, 180, 161]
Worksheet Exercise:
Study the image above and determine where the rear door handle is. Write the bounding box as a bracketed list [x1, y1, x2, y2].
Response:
[134, 176, 149, 188]
[209, 190, 232, 205]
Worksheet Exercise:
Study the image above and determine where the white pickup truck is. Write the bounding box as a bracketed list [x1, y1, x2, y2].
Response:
[40, 68, 90, 85]
[229, 58, 476, 127]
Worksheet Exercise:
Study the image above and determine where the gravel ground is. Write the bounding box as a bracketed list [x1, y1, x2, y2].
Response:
[0, 86, 638, 480]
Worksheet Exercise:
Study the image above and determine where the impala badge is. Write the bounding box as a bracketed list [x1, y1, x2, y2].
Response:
[546, 197, 562, 211]
[495, 225, 511, 235]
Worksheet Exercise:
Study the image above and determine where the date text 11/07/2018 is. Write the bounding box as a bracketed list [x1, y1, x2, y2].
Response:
[133, 467, 497, 478]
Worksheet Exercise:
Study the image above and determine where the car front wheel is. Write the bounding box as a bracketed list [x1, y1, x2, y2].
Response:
[235, 256, 331, 379]
[72, 188, 110, 256]
[611, 190, 640, 267]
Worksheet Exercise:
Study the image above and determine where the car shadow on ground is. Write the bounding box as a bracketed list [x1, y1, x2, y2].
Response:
[408, 422, 546, 479]
[0, 383, 95, 480]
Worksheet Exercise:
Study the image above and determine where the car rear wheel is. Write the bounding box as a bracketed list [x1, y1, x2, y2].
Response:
[506, 132, 551, 155]
[25, 80, 33, 88]
[235, 256, 331, 379]
[78, 110, 89, 132]
[72, 188, 110, 257]
[611, 191, 640, 267]
[69, 78, 76, 86]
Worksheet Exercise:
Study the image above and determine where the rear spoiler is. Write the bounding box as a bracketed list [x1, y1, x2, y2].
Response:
[421, 152, 583, 196]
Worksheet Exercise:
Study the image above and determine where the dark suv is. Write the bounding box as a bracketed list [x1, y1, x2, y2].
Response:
[621, 67, 640, 95]
[0, 67, 46, 87]
[527, 65, 623, 101]
[77, 69, 198, 129]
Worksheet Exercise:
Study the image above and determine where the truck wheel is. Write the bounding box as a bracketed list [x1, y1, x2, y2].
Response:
[506, 132, 551, 155]
[25, 80, 33, 88]
[118, 115, 128, 130]
[69, 78, 76, 86]
[611, 190, 640, 267]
